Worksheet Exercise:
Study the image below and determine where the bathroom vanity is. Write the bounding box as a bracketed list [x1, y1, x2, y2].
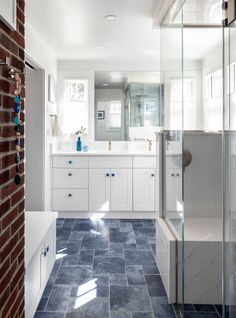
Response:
[51, 152, 157, 216]
[51, 146, 182, 218]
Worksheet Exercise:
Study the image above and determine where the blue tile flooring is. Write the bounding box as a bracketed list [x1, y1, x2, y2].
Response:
[35, 218, 222, 318]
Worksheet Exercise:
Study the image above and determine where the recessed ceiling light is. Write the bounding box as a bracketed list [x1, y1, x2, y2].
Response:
[102, 83, 109, 87]
[104, 14, 116, 21]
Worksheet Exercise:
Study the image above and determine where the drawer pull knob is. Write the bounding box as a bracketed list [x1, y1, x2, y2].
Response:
[68, 173, 72, 176]
[68, 194, 72, 197]
[111, 173, 115, 177]
[106, 173, 110, 177]
[176, 173, 180, 177]
[68, 160, 72, 164]
[171, 174, 175, 177]
[151, 173, 155, 177]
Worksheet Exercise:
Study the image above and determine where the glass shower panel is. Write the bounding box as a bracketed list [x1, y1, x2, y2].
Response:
[158, 2, 184, 316]
[225, 21, 236, 318]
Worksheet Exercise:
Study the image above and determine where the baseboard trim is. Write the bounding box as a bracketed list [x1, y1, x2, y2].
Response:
[58, 211, 156, 219]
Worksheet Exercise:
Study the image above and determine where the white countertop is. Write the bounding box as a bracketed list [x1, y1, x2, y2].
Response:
[25, 211, 58, 267]
[52, 150, 181, 156]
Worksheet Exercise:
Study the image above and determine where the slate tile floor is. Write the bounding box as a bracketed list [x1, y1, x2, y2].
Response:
[35, 218, 223, 318]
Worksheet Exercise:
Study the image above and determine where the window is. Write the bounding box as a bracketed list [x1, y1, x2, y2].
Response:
[107, 101, 122, 129]
[204, 70, 223, 131]
[61, 79, 88, 134]
[170, 78, 196, 130]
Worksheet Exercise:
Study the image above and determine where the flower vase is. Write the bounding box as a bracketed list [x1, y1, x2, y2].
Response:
[76, 136, 82, 151]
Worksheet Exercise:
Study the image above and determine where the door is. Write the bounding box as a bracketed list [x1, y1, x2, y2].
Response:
[133, 169, 155, 211]
[110, 169, 132, 211]
[89, 169, 110, 211]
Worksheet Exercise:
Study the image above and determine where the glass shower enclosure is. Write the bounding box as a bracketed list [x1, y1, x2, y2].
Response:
[156, 0, 236, 317]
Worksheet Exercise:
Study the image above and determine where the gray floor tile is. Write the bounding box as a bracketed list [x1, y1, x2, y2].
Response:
[46, 285, 70, 312]
[62, 219, 76, 228]
[78, 249, 94, 265]
[81, 233, 108, 249]
[110, 228, 136, 244]
[132, 313, 154, 318]
[110, 274, 127, 286]
[73, 221, 97, 232]
[61, 254, 79, 266]
[141, 220, 155, 228]
[66, 297, 109, 318]
[136, 238, 151, 250]
[134, 228, 156, 244]
[142, 265, 159, 275]
[93, 257, 125, 274]
[123, 243, 137, 250]
[68, 231, 84, 242]
[70, 275, 109, 298]
[124, 250, 156, 265]
[110, 285, 152, 312]
[56, 227, 71, 239]
[127, 266, 145, 285]
[55, 266, 92, 285]
[36, 298, 48, 311]
[111, 312, 131, 318]
[145, 275, 166, 297]
[34, 313, 64, 318]
[151, 297, 175, 318]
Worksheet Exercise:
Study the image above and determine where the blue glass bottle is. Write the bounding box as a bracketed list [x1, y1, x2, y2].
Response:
[76, 136, 82, 151]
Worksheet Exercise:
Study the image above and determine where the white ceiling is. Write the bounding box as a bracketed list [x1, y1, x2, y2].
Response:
[26, 0, 160, 62]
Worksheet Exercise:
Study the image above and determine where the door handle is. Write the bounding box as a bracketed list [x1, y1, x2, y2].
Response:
[106, 173, 110, 177]
[111, 173, 115, 177]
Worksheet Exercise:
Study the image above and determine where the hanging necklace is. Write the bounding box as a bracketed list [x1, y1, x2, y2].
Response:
[13, 73, 22, 185]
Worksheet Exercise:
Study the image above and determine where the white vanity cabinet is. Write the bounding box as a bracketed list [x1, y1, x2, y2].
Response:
[25, 212, 57, 318]
[52, 155, 89, 211]
[89, 169, 110, 211]
[166, 168, 182, 211]
[89, 156, 132, 212]
[51, 153, 158, 213]
[133, 156, 156, 212]
[133, 169, 156, 211]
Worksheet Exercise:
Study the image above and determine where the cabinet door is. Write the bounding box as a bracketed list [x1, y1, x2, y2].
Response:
[89, 169, 110, 211]
[175, 169, 182, 208]
[110, 169, 132, 211]
[133, 169, 156, 211]
[166, 169, 176, 211]
[42, 222, 56, 285]
[25, 247, 43, 317]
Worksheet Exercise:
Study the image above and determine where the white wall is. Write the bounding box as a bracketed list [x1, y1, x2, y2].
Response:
[25, 21, 57, 211]
[95, 88, 125, 141]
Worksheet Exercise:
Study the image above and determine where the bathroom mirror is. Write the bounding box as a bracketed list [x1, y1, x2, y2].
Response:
[94, 71, 162, 141]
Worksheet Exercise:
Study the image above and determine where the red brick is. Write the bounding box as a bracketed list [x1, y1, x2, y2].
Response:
[0, 199, 10, 218]
[0, 140, 10, 152]
[2, 206, 18, 230]
[11, 187, 24, 206]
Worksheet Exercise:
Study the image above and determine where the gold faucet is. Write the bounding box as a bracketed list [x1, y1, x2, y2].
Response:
[108, 139, 112, 151]
[148, 139, 152, 151]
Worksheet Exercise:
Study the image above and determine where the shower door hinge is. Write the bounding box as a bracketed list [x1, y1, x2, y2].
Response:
[223, 0, 236, 26]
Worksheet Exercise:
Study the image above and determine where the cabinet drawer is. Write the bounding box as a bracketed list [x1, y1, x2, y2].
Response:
[89, 156, 132, 169]
[53, 169, 88, 189]
[53, 156, 88, 168]
[133, 156, 156, 168]
[53, 189, 88, 211]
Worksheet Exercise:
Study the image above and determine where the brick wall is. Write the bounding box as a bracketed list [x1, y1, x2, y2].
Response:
[0, 0, 25, 317]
